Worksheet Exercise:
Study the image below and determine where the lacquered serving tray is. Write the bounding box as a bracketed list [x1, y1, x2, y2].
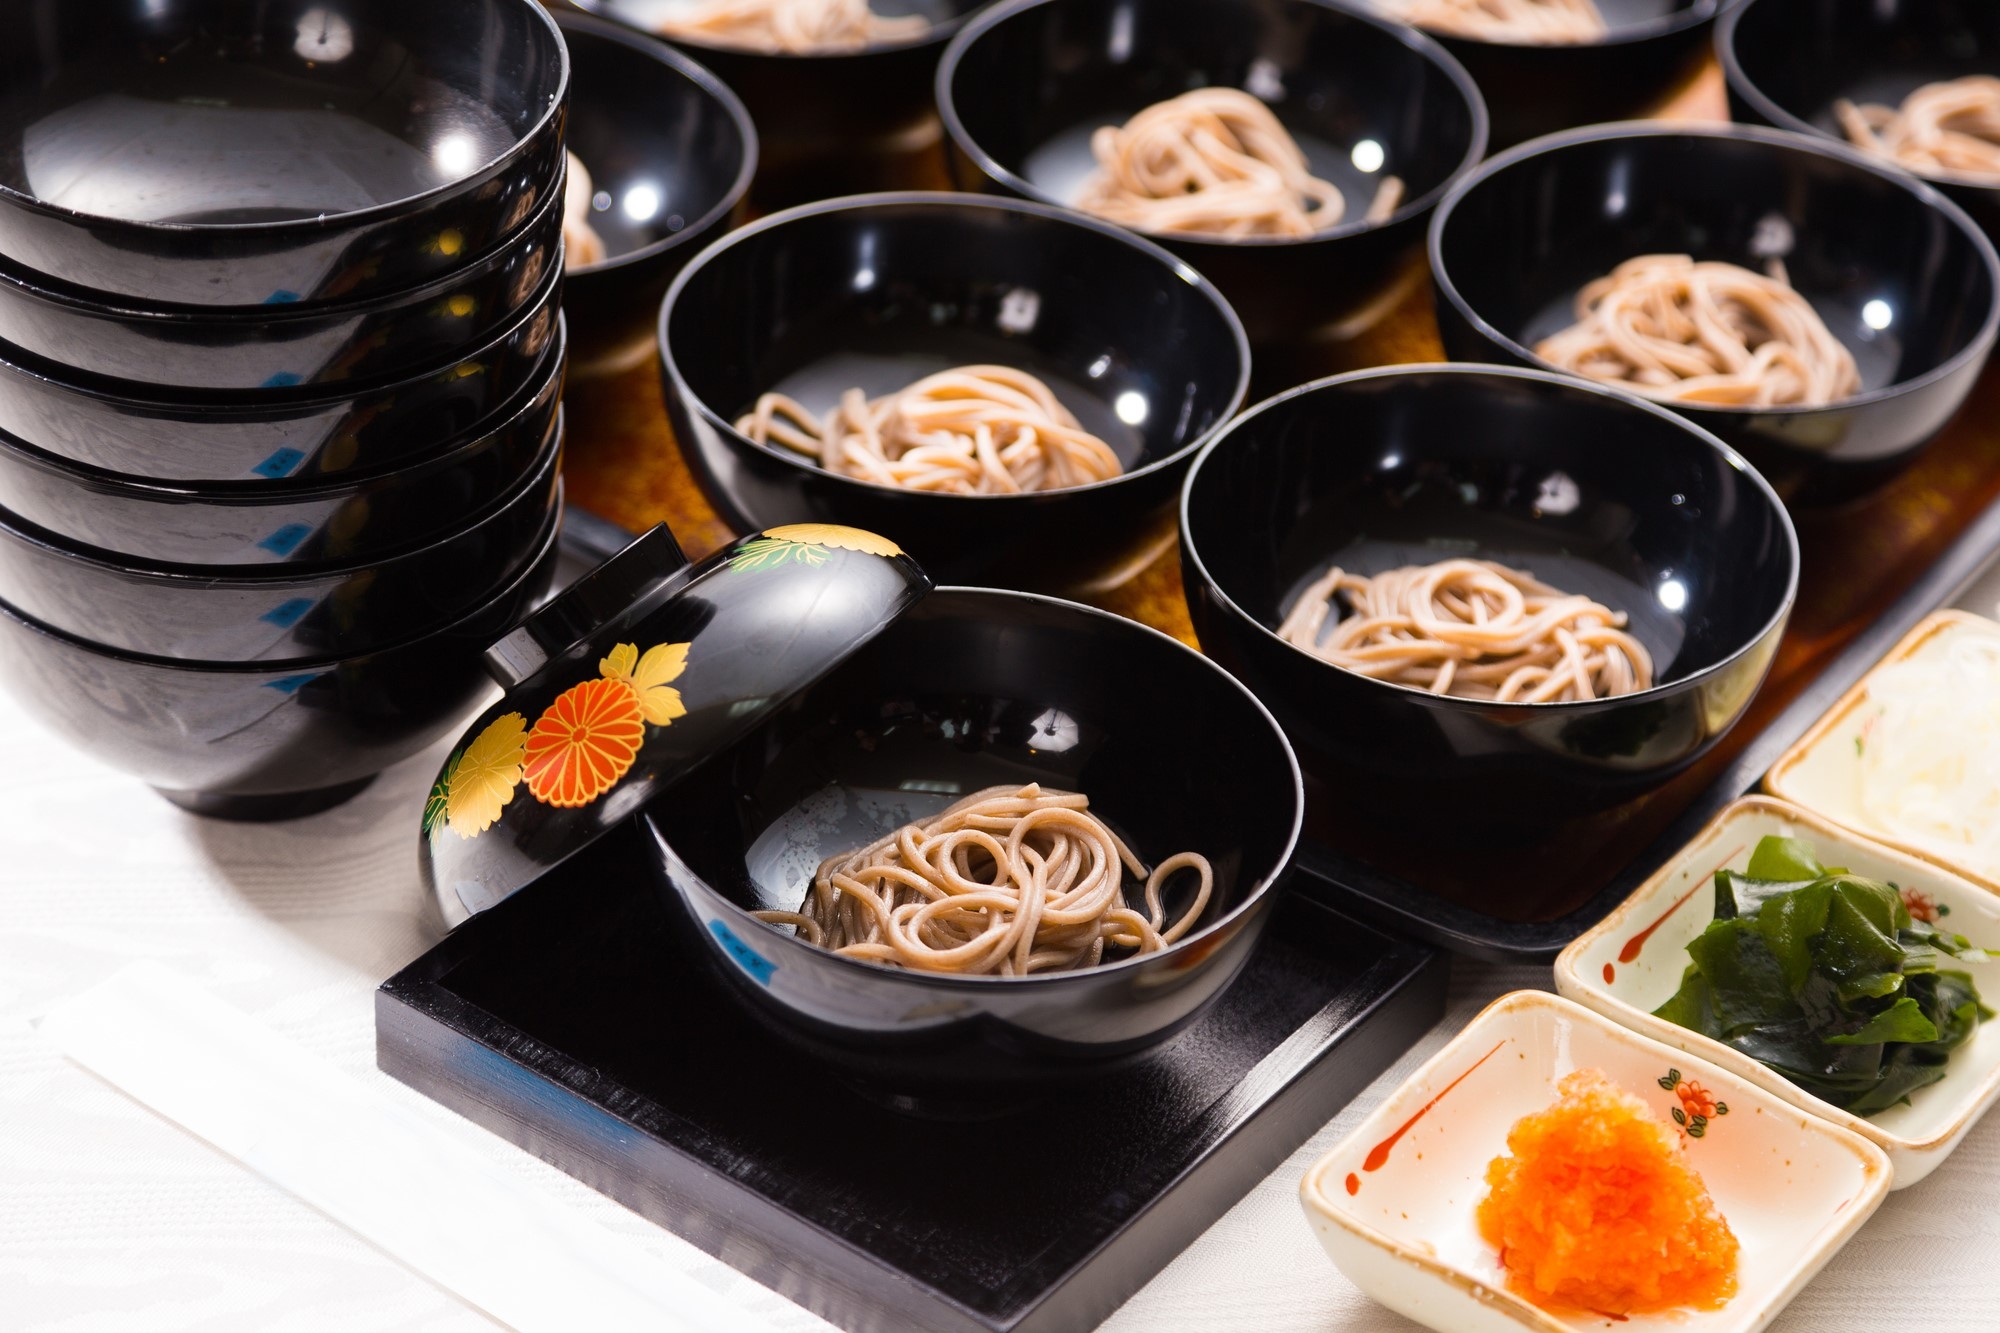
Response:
[377, 819, 1444, 1333]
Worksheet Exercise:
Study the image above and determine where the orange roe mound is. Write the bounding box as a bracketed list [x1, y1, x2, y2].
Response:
[1477, 1068, 1739, 1316]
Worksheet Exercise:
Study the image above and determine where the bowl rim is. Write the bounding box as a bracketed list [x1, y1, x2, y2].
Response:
[0, 0, 572, 239]
[1716, 0, 2000, 193]
[0, 481, 566, 674]
[642, 581, 1306, 989]
[1177, 360, 1802, 712]
[552, 9, 759, 281]
[1427, 119, 2000, 418]
[658, 189, 1254, 502]
[933, 0, 1491, 250]
[1417, 0, 1727, 51]
[570, 0, 980, 60]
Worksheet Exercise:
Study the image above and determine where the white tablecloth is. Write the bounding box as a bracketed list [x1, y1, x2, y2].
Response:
[5, 687, 1998, 1332]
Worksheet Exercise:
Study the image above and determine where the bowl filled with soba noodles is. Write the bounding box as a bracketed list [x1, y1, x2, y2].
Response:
[1179, 364, 1798, 844]
[1370, 0, 1727, 150]
[1721, 0, 2000, 244]
[1430, 122, 2000, 506]
[657, 192, 1251, 591]
[936, 0, 1487, 353]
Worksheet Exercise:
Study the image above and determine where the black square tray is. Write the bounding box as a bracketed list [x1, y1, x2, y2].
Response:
[377, 818, 1445, 1333]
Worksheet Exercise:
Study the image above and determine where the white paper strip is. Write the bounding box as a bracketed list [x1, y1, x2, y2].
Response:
[38, 961, 786, 1333]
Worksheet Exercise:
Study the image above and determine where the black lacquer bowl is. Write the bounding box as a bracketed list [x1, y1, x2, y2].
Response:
[554, 11, 755, 373]
[1720, 0, 2000, 242]
[0, 418, 562, 662]
[1404, 0, 1725, 151]
[572, 0, 984, 209]
[641, 586, 1303, 1096]
[659, 193, 1251, 591]
[0, 0, 568, 307]
[937, 0, 1487, 350]
[0, 175, 562, 391]
[1179, 365, 1797, 849]
[0, 334, 563, 566]
[0, 267, 562, 483]
[0, 500, 563, 821]
[1431, 123, 2000, 506]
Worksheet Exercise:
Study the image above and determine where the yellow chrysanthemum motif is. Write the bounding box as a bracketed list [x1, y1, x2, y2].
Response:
[599, 641, 692, 726]
[446, 712, 529, 838]
[761, 524, 903, 557]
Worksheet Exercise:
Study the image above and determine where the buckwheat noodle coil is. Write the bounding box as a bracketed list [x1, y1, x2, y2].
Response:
[1836, 77, 2000, 185]
[562, 151, 609, 270]
[1077, 88, 1404, 238]
[1533, 254, 1861, 407]
[752, 784, 1215, 975]
[735, 365, 1125, 493]
[1277, 558, 1654, 702]
[1381, 0, 1607, 43]
[655, 0, 928, 52]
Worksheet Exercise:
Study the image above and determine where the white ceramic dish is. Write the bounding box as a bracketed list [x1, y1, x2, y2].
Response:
[1766, 610, 2000, 893]
[1299, 990, 1888, 1333]
[1555, 796, 2000, 1186]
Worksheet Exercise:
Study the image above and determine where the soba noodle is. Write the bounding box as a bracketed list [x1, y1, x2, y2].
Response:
[735, 365, 1125, 494]
[752, 784, 1214, 975]
[563, 151, 609, 269]
[1380, 0, 1607, 43]
[1076, 88, 1405, 239]
[1533, 254, 1860, 407]
[1837, 77, 2000, 186]
[655, 0, 927, 52]
[1278, 558, 1654, 702]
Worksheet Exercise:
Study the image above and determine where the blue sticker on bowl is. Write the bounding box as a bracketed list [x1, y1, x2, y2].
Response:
[258, 523, 313, 556]
[709, 919, 776, 985]
[259, 597, 316, 629]
[252, 448, 307, 480]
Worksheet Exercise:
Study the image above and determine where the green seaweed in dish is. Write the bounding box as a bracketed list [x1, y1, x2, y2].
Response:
[1655, 835, 1992, 1117]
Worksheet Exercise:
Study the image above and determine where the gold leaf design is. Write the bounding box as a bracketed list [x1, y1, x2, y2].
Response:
[600, 641, 691, 726]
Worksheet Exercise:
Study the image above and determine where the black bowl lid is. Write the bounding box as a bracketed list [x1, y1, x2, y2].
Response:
[421, 521, 931, 922]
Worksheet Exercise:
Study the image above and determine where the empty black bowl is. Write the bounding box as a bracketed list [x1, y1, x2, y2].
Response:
[1403, 0, 1725, 151]
[1721, 0, 2000, 242]
[641, 585, 1302, 1096]
[573, 0, 984, 208]
[937, 0, 1487, 350]
[0, 416, 563, 662]
[658, 192, 1251, 591]
[0, 0, 568, 307]
[555, 12, 755, 373]
[0, 173, 562, 391]
[0, 497, 563, 821]
[1431, 122, 2000, 506]
[0, 264, 561, 482]
[0, 334, 563, 566]
[1180, 365, 1797, 844]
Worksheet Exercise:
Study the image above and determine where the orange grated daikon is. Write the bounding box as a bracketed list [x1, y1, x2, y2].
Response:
[1477, 1067, 1739, 1316]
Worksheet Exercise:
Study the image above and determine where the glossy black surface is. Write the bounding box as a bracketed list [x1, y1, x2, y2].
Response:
[555, 13, 755, 371]
[1180, 366, 1797, 865]
[574, 0, 983, 210]
[0, 178, 561, 390]
[1431, 123, 2000, 506]
[937, 0, 1487, 350]
[0, 267, 561, 482]
[1721, 0, 2000, 242]
[0, 343, 563, 566]
[0, 420, 563, 662]
[639, 587, 1303, 1095]
[0, 0, 568, 307]
[659, 193, 1250, 591]
[1419, 0, 1723, 150]
[381, 820, 1441, 1333]
[0, 502, 562, 819]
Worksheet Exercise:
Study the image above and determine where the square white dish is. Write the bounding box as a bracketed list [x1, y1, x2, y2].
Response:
[1554, 795, 2000, 1185]
[1299, 990, 1888, 1333]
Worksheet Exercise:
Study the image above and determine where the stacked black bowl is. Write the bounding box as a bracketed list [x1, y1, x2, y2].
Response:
[0, 0, 574, 820]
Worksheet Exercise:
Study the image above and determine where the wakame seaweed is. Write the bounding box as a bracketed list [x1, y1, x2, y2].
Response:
[1654, 835, 1991, 1116]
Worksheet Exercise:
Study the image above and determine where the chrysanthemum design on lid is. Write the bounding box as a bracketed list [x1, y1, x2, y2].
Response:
[420, 522, 930, 928]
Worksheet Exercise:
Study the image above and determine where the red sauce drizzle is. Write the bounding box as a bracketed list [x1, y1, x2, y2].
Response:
[1618, 843, 1743, 964]
[1362, 1039, 1507, 1173]
[1603, 962, 1616, 984]
[1345, 1172, 1360, 1196]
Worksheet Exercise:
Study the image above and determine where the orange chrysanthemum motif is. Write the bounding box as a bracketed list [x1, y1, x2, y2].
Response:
[524, 677, 646, 808]
[761, 524, 903, 557]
